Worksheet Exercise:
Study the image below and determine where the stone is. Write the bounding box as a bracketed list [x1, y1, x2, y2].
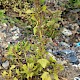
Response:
[2, 23, 7, 27]
[47, 49, 53, 53]
[62, 28, 72, 36]
[1, 42, 9, 49]
[61, 50, 79, 64]
[2, 60, 9, 69]
[59, 42, 70, 47]
[12, 35, 19, 40]
[26, 25, 32, 28]
[77, 64, 80, 69]
[0, 55, 2, 65]
[10, 26, 20, 33]
[76, 42, 80, 47]
[0, 32, 6, 42]
[61, 50, 76, 55]
[74, 77, 80, 80]
[52, 50, 79, 64]
[72, 64, 78, 68]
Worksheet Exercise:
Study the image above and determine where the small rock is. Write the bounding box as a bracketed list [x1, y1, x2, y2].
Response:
[76, 42, 80, 47]
[72, 64, 78, 68]
[62, 28, 72, 36]
[2, 60, 9, 69]
[74, 77, 80, 80]
[12, 35, 19, 40]
[47, 49, 53, 53]
[1, 42, 8, 49]
[26, 25, 32, 28]
[0, 55, 2, 65]
[10, 26, 17, 31]
[2, 23, 7, 27]
[0, 32, 6, 41]
[52, 50, 79, 64]
[0, 23, 8, 32]
[77, 64, 80, 69]
[61, 50, 76, 55]
[10, 26, 20, 33]
[59, 42, 70, 47]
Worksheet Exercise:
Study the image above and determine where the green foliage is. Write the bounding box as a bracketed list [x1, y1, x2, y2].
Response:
[67, 0, 80, 8]
[2, 41, 63, 80]
[0, 0, 30, 26]
[0, 10, 8, 23]
[37, 59, 49, 68]
[0, 9, 27, 28]
[41, 72, 51, 80]
[40, 0, 45, 4]
[26, 3, 62, 39]
[1, 0, 64, 80]
[0, 0, 62, 38]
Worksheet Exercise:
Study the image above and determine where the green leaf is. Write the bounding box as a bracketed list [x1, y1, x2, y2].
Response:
[28, 63, 34, 69]
[8, 46, 14, 56]
[14, 43, 20, 51]
[42, 5, 47, 11]
[0, 10, 5, 17]
[41, 72, 51, 80]
[18, 51, 22, 55]
[33, 26, 37, 35]
[13, 77, 18, 80]
[25, 44, 31, 51]
[40, 0, 45, 4]
[74, 0, 80, 7]
[10, 65, 16, 70]
[37, 59, 49, 68]
[26, 9, 34, 14]
[2, 71, 8, 77]
[47, 20, 55, 26]
[27, 72, 34, 79]
[22, 64, 28, 73]
[54, 73, 59, 80]
[31, 14, 37, 21]
[16, 69, 20, 75]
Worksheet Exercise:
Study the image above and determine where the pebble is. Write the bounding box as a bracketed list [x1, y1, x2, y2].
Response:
[47, 49, 53, 53]
[2, 60, 9, 69]
[12, 35, 19, 40]
[77, 63, 80, 69]
[61, 50, 76, 55]
[0, 55, 2, 65]
[0, 32, 6, 42]
[59, 42, 70, 47]
[10, 26, 20, 34]
[76, 42, 80, 47]
[72, 64, 78, 68]
[2, 23, 7, 27]
[62, 28, 72, 36]
[52, 49, 79, 64]
[0, 42, 9, 49]
[74, 77, 80, 80]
